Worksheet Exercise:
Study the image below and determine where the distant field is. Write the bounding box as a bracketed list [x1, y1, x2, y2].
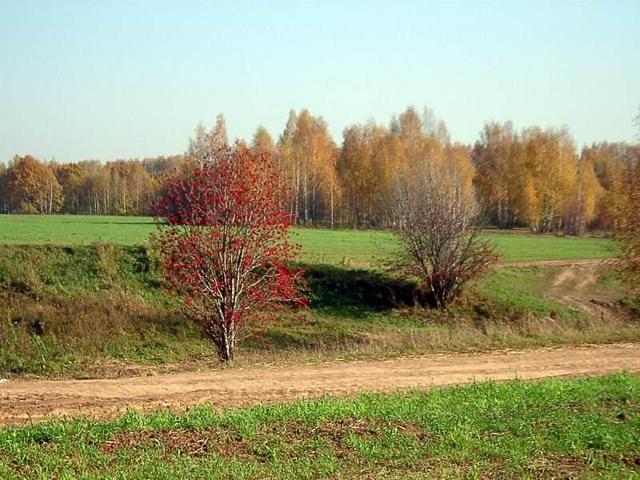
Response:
[0, 215, 617, 264]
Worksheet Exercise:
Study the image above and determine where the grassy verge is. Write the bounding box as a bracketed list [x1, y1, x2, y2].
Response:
[0, 374, 638, 479]
[0, 245, 637, 378]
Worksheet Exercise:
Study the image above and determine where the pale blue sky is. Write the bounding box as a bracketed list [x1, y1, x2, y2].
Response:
[1, 0, 638, 163]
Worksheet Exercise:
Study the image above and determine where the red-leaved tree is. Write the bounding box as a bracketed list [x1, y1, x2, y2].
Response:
[155, 144, 307, 362]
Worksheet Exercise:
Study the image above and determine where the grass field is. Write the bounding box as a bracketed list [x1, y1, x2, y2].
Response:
[0, 374, 638, 479]
[0, 215, 618, 265]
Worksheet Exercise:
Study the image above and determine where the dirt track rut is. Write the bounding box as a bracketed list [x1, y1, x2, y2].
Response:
[1, 343, 639, 425]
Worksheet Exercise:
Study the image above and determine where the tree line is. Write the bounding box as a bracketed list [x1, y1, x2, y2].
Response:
[1, 107, 638, 233]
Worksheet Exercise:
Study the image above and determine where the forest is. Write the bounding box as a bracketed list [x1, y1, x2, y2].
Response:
[0, 106, 638, 233]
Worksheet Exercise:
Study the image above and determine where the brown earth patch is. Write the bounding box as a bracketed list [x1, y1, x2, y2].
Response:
[101, 428, 250, 458]
[530, 453, 640, 478]
[99, 418, 427, 460]
[260, 418, 428, 450]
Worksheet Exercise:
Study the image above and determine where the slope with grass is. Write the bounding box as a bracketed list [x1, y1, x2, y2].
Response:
[0, 374, 638, 479]
[0, 244, 637, 378]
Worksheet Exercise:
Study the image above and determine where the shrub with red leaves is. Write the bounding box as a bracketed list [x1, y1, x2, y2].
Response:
[154, 145, 307, 362]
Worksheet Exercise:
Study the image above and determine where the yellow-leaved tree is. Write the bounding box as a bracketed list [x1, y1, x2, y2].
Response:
[609, 109, 640, 296]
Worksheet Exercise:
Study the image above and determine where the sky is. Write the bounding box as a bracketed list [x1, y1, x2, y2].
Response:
[0, 0, 639, 164]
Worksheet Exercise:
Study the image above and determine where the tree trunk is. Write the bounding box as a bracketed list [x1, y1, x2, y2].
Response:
[303, 168, 308, 224]
[218, 328, 235, 362]
[294, 162, 300, 223]
[330, 184, 334, 229]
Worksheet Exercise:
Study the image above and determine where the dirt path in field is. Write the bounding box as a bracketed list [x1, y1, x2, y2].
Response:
[503, 258, 618, 268]
[541, 259, 624, 319]
[501, 258, 626, 320]
[1, 343, 639, 425]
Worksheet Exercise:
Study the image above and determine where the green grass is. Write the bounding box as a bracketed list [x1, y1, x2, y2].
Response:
[488, 233, 617, 263]
[1, 244, 638, 378]
[0, 215, 618, 265]
[0, 373, 638, 479]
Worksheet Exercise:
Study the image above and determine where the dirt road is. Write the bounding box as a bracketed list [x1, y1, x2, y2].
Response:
[1, 343, 639, 425]
[502, 258, 619, 268]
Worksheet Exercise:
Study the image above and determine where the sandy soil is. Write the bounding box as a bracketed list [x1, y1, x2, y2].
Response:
[1, 343, 638, 426]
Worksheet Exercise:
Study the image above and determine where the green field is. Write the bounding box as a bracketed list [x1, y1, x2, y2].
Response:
[0, 215, 618, 265]
[1, 374, 638, 479]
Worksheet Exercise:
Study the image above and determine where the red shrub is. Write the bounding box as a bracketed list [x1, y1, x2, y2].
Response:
[155, 145, 306, 361]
